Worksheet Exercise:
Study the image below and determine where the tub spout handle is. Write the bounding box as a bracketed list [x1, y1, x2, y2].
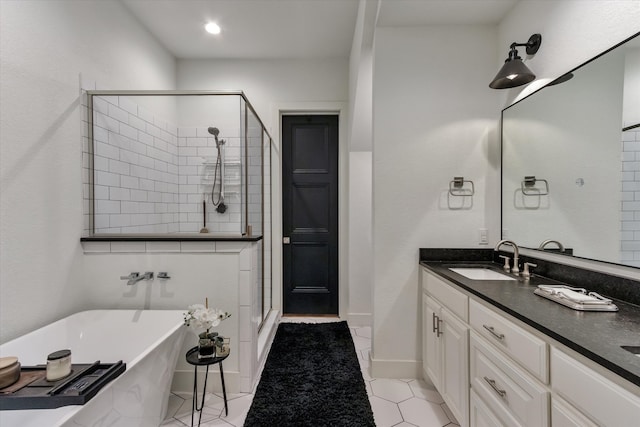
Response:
[120, 272, 153, 285]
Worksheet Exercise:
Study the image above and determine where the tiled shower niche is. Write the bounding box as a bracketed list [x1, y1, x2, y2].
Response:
[82, 91, 271, 238]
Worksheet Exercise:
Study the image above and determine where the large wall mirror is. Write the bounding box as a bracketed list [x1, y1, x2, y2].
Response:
[502, 31, 640, 269]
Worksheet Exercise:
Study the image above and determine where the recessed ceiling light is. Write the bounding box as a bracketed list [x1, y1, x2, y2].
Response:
[205, 22, 221, 35]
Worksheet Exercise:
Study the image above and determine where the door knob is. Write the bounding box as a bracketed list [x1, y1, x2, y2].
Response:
[283, 237, 290, 244]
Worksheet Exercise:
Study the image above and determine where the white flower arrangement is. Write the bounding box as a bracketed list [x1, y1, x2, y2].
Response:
[183, 303, 231, 332]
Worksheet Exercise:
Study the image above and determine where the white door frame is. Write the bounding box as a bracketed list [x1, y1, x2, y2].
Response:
[270, 101, 349, 320]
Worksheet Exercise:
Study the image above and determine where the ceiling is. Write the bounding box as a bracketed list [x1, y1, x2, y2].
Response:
[121, 0, 518, 60]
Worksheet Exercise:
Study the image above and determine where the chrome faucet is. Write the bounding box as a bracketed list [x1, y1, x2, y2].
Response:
[120, 272, 154, 286]
[538, 239, 565, 252]
[494, 240, 520, 275]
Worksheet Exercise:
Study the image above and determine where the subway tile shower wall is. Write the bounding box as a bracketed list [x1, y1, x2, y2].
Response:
[81, 95, 260, 235]
[621, 125, 640, 267]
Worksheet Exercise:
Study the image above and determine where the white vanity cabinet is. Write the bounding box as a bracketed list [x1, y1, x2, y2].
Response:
[422, 269, 469, 427]
[551, 348, 640, 426]
[421, 265, 640, 427]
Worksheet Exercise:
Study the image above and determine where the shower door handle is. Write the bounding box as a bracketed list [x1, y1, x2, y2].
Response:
[283, 237, 290, 244]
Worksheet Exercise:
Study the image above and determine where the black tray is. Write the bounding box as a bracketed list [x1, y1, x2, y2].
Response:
[0, 361, 126, 410]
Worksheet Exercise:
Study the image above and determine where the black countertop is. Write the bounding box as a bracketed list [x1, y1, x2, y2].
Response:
[420, 259, 640, 389]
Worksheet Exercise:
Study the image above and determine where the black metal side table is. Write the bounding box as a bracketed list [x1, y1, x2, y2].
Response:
[185, 346, 229, 427]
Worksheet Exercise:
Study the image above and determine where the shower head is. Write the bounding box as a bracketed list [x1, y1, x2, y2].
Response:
[207, 126, 225, 148]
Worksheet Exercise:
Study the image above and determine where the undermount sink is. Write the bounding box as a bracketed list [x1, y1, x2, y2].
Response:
[448, 267, 516, 281]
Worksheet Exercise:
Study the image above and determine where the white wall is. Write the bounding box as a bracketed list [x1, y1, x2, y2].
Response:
[177, 59, 348, 132]
[348, 151, 373, 323]
[371, 25, 500, 376]
[0, 0, 176, 343]
[346, 0, 378, 326]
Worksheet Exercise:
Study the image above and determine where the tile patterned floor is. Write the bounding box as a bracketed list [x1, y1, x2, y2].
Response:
[161, 318, 459, 427]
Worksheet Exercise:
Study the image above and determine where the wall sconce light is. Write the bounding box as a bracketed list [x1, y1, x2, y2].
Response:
[489, 34, 542, 89]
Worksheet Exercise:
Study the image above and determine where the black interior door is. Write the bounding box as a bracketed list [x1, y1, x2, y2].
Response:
[282, 115, 339, 315]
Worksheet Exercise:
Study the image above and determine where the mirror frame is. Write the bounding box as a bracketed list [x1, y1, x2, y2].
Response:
[500, 31, 640, 270]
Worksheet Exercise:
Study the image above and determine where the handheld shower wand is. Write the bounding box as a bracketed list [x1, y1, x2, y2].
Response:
[208, 127, 222, 148]
[207, 126, 227, 213]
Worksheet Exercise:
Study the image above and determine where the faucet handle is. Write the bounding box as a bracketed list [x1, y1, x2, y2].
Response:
[523, 262, 537, 279]
[120, 272, 140, 280]
[498, 255, 510, 272]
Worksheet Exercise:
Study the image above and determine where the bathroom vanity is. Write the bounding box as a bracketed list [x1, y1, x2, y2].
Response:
[419, 249, 640, 427]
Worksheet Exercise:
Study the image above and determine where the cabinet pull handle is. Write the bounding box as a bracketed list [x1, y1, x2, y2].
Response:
[484, 376, 507, 398]
[432, 313, 438, 334]
[483, 324, 505, 341]
[436, 317, 443, 337]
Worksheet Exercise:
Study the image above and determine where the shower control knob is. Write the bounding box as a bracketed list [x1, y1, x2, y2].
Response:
[157, 272, 171, 279]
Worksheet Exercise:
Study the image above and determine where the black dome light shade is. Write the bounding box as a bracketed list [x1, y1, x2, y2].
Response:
[490, 34, 542, 89]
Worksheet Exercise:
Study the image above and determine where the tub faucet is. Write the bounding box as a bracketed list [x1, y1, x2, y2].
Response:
[538, 239, 565, 252]
[494, 240, 520, 275]
[120, 272, 154, 286]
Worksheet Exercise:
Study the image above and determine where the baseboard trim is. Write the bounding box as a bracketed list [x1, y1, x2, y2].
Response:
[369, 355, 422, 379]
[347, 312, 372, 327]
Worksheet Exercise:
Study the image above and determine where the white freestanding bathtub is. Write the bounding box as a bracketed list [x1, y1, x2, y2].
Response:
[0, 310, 186, 427]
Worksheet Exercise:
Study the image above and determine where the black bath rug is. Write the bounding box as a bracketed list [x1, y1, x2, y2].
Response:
[243, 321, 375, 427]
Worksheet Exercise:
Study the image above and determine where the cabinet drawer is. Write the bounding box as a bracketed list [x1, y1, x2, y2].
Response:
[469, 299, 548, 383]
[551, 348, 640, 426]
[423, 268, 468, 321]
[470, 331, 549, 427]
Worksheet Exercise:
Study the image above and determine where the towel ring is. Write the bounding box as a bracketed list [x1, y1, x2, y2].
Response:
[449, 177, 474, 196]
[521, 176, 549, 196]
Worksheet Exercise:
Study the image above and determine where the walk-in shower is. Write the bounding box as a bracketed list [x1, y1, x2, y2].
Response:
[82, 90, 273, 326]
[83, 91, 270, 237]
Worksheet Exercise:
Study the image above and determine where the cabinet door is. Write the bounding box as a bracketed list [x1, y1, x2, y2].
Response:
[552, 396, 598, 427]
[471, 389, 506, 427]
[552, 348, 640, 426]
[424, 295, 442, 390]
[441, 307, 469, 427]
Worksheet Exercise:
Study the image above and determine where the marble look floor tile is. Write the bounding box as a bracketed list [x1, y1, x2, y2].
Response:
[175, 404, 221, 426]
[165, 393, 186, 419]
[163, 323, 452, 427]
[218, 393, 253, 426]
[159, 419, 186, 426]
[198, 419, 235, 426]
[399, 397, 451, 427]
[369, 395, 404, 427]
[351, 334, 372, 350]
[409, 379, 444, 404]
[370, 378, 414, 403]
[355, 326, 372, 338]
